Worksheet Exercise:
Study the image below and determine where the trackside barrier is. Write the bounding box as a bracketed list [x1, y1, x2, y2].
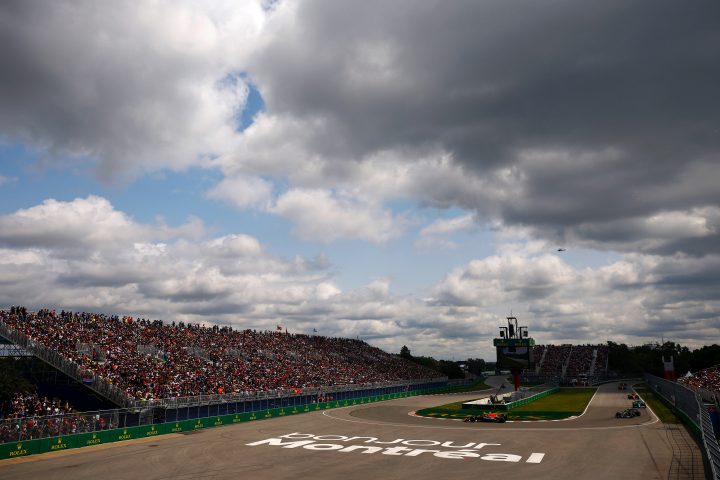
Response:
[461, 387, 559, 412]
[645, 374, 720, 480]
[504, 387, 559, 410]
[0, 388, 463, 460]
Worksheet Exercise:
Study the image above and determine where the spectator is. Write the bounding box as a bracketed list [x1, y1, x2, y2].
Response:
[0, 307, 439, 403]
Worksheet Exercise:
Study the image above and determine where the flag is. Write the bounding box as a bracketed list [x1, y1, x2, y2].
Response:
[313, 328, 317, 333]
[277, 325, 282, 331]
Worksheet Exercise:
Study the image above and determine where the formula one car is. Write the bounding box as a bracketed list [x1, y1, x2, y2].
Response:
[627, 393, 639, 400]
[632, 400, 646, 409]
[616, 408, 641, 418]
[480, 412, 507, 423]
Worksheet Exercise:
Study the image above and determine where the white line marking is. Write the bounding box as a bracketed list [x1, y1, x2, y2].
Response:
[321, 392, 658, 432]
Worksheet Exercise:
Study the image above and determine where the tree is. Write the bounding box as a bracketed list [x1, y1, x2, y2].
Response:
[465, 358, 486, 375]
[400, 345, 412, 359]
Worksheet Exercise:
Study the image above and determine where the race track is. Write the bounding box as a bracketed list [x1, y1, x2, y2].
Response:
[0, 382, 706, 479]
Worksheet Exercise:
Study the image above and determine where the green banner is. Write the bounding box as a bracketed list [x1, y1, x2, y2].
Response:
[40, 434, 76, 453]
[137, 424, 162, 437]
[0, 438, 42, 459]
[75, 431, 104, 448]
[0, 383, 452, 460]
[108, 426, 138, 442]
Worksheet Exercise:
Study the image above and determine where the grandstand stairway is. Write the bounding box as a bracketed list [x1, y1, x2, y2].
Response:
[589, 348, 597, 376]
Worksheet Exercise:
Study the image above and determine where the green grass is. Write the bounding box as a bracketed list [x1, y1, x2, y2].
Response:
[633, 384, 679, 424]
[511, 388, 595, 413]
[415, 387, 596, 421]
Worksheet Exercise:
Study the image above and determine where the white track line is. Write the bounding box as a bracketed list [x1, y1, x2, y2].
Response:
[321, 391, 659, 432]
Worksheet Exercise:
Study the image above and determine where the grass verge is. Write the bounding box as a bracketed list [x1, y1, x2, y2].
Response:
[416, 387, 596, 421]
[633, 384, 680, 424]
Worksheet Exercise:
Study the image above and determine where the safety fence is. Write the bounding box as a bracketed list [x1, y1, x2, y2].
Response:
[0, 377, 450, 444]
[461, 386, 559, 412]
[502, 387, 559, 410]
[0, 386, 457, 460]
[645, 374, 720, 480]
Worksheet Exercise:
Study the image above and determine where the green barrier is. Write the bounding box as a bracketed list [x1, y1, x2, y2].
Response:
[76, 431, 105, 447]
[0, 384, 454, 460]
[228, 413, 243, 424]
[167, 421, 185, 433]
[191, 417, 211, 430]
[0, 438, 42, 459]
[41, 434, 77, 453]
[137, 424, 163, 437]
[106, 426, 137, 442]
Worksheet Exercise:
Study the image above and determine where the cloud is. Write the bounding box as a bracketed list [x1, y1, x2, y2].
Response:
[232, 0, 720, 255]
[1, 197, 719, 359]
[416, 213, 476, 250]
[0, 196, 204, 251]
[0, 0, 264, 181]
[270, 188, 405, 243]
[206, 174, 274, 209]
[4, 0, 719, 257]
[0, 175, 18, 186]
[1, 1, 719, 359]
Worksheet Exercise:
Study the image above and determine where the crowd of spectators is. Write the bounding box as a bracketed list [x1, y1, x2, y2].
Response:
[538, 345, 572, 375]
[0, 409, 117, 443]
[526, 344, 608, 378]
[0, 307, 439, 402]
[565, 345, 606, 376]
[678, 365, 720, 394]
[0, 392, 74, 420]
[0, 392, 104, 443]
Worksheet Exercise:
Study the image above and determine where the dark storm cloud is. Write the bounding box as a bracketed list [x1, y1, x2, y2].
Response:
[0, 1, 244, 180]
[251, 0, 720, 254]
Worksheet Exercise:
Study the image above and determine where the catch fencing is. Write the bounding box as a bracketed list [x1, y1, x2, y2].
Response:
[0, 383, 459, 459]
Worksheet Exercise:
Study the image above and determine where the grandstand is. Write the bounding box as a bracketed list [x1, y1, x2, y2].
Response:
[0, 307, 441, 408]
[678, 364, 720, 400]
[523, 344, 609, 384]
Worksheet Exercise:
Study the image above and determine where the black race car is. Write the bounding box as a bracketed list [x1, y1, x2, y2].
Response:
[615, 408, 641, 418]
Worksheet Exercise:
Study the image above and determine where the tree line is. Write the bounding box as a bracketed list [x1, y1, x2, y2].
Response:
[400, 341, 720, 379]
[607, 341, 720, 376]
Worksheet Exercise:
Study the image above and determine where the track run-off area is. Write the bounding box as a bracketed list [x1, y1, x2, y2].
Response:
[0, 382, 706, 480]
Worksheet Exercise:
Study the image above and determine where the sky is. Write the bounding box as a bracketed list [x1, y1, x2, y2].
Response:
[1, 0, 719, 361]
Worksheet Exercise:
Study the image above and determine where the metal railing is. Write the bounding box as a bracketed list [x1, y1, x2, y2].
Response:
[0, 378, 450, 444]
[124, 376, 448, 410]
[645, 374, 720, 479]
[0, 410, 125, 444]
[0, 322, 132, 407]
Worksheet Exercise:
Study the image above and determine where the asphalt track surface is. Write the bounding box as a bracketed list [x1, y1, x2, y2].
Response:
[0, 381, 706, 480]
